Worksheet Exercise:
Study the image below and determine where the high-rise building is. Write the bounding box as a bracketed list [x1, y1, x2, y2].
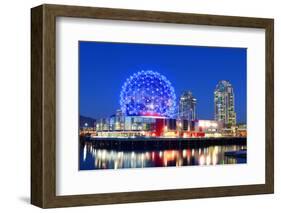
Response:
[178, 91, 197, 120]
[214, 80, 236, 127]
[114, 109, 125, 130]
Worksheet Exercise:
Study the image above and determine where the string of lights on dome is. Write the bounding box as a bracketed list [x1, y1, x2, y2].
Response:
[120, 70, 176, 118]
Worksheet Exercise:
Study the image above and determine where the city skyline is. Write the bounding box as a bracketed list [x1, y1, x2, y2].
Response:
[79, 41, 247, 123]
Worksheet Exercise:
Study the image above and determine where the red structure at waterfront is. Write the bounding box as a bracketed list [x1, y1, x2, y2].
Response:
[155, 118, 165, 137]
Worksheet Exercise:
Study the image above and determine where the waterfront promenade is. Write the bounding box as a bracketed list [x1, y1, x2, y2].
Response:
[80, 136, 247, 151]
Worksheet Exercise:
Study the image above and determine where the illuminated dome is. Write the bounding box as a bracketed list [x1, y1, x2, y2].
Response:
[120, 70, 176, 117]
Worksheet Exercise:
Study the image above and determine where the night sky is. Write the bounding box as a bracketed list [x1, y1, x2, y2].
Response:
[79, 41, 247, 123]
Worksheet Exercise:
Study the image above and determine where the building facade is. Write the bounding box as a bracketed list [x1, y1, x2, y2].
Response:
[214, 80, 236, 127]
[195, 120, 223, 136]
[178, 91, 197, 120]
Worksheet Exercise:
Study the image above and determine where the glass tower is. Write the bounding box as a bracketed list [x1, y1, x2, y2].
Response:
[178, 91, 197, 120]
[214, 80, 236, 127]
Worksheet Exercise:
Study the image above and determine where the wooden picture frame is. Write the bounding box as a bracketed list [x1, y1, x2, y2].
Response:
[31, 4, 274, 208]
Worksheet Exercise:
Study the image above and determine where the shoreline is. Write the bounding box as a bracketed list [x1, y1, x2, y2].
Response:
[80, 136, 247, 151]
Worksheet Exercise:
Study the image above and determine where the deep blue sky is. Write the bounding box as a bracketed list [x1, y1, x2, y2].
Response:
[79, 41, 246, 123]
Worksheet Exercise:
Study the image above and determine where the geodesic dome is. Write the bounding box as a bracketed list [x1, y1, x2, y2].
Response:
[120, 70, 176, 117]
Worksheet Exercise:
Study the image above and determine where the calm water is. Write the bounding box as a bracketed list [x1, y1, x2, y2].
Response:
[79, 142, 246, 170]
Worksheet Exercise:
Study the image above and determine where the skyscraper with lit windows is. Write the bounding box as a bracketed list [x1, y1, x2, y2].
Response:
[178, 91, 197, 120]
[214, 80, 236, 127]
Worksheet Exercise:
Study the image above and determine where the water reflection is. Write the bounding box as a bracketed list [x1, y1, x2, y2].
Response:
[79, 143, 246, 170]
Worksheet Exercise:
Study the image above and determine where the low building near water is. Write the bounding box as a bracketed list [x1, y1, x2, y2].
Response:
[194, 120, 224, 137]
